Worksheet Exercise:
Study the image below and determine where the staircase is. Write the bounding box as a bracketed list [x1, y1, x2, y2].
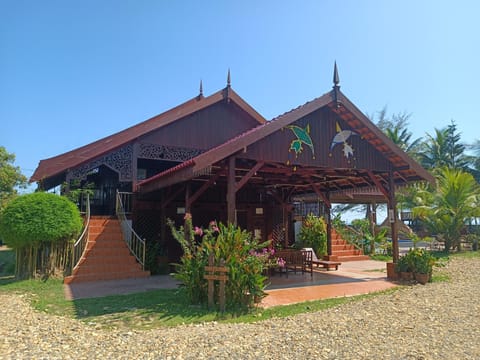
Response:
[330, 228, 370, 262]
[64, 216, 150, 284]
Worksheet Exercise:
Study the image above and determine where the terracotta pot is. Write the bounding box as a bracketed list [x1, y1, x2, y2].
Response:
[400, 271, 414, 281]
[415, 273, 430, 285]
[386, 262, 398, 280]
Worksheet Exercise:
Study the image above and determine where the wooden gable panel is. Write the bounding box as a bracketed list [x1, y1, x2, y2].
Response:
[139, 101, 259, 150]
[239, 107, 392, 171]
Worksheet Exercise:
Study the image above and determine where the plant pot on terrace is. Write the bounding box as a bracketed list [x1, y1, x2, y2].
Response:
[395, 255, 413, 281]
[415, 272, 430, 285]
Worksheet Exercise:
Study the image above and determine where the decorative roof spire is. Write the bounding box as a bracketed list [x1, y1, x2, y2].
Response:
[332, 61, 341, 108]
[199, 79, 203, 98]
[333, 61, 340, 89]
[227, 68, 231, 87]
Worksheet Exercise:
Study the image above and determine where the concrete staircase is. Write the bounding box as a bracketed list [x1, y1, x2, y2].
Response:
[64, 216, 150, 284]
[330, 228, 370, 262]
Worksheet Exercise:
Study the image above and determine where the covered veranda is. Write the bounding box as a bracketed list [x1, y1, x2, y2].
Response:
[136, 74, 434, 264]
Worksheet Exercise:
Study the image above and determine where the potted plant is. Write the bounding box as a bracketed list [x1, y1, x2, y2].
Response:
[395, 254, 413, 280]
[412, 249, 435, 284]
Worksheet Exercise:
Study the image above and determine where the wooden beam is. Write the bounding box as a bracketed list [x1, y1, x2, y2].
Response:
[187, 172, 222, 208]
[235, 161, 264, 192]
[367, 170, 389, 199]
[162, 185, 185, 208]
[311, 184, 331, 208]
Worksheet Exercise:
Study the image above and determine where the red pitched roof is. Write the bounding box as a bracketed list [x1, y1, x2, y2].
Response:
[30, 87, 266, 183]
[137, 88, 434, 194]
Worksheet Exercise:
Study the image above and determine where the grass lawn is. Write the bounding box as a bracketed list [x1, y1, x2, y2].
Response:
[1, 247, 477, 330]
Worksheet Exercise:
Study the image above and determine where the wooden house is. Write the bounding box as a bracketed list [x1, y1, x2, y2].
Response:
[31, 66, 434, 282]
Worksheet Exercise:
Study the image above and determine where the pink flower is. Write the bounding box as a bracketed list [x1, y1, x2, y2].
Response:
[277, 258, 286, 268]
[194, 226, 203, 236]
[212, 225, 219, 233]
[184, 213, 192, 221]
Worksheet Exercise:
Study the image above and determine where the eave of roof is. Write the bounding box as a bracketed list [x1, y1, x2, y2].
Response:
[30, 87, 266, 183]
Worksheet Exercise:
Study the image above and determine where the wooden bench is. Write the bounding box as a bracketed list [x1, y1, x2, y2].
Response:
[312, 260, 341, 271]
[302, 247, 342, 271]
[274, 249, 313, 277]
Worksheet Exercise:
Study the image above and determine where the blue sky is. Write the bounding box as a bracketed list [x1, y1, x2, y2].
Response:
[1, 0, 480, 191]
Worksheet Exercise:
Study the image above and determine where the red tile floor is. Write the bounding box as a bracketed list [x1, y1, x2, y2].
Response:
[64, 260, 396, 307]
[260, 260, 396, 308]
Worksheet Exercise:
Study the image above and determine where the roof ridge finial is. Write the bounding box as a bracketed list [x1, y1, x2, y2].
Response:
[227, 68, 231, 87]
[333, 61, 340, 88]
[199, 79, 203, 98]
[332, 61, 341, 108]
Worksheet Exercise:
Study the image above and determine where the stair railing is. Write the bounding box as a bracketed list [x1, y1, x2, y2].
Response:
[333, 225, 365, 253]
[68, 193, 91, 274]
[116, 190, 146, 270]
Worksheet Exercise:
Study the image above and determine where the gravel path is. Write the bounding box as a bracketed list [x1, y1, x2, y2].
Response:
[1, 256, 479, 359]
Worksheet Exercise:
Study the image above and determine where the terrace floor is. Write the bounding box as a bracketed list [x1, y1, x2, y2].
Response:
[64, 260, 397, 307]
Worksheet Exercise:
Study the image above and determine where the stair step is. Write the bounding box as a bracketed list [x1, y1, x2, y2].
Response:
[77, 255, 139, 266]
[73, 263, 143, 275]
[332, 244, 355, 251]
[65, 270, 150, 284]
[84, 247, 133, 257]
[86, 239, 125, 248]
[65, 217, 148, 284]
[332, 249, 364, 256]
[337, 255, 370, 262]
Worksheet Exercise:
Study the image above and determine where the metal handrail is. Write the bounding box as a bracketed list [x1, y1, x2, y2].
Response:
[116, 190, 146, 270]
[334, 225, 365, 252]
[70, 193, 91, 274]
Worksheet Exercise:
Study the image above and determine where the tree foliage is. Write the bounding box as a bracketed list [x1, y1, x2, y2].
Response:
[417, 121, 472, 171]
[0, 192, 82, 279]
[0, 146, 27, 211]
[412, 168, 480, 252]
[370, 106, 422, 158]
[296, 213, 327, 257]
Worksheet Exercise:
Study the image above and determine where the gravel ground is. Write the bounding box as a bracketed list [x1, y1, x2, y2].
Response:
[1, 256, 479, 360]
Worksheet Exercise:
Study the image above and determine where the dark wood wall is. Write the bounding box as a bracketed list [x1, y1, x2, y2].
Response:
[139, 102, 260, 150]
[242, 107, 392, 171]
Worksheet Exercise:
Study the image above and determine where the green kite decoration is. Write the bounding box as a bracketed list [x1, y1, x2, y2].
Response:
[286, 124, 315, 159]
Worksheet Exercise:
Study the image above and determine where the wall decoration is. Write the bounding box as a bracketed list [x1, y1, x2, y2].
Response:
[329, 122, 359, 160]
[286, 124, 315, 160]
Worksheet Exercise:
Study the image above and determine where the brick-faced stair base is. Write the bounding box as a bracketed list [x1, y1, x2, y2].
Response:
[328, 228, 370, 262]
[64, 216, 150, 284]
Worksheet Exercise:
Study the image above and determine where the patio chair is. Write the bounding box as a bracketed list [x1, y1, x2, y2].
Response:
[302, 247, 341, 271]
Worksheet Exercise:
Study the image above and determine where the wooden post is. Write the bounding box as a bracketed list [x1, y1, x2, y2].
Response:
[227, 156, 236, 224]
[325, 202, 332, 258]
[388, 173, 399, 262]
[204, 254, 229, 312]
[207, 253, 215, 309]
[185, 183, 191, 214]
[218, 259, 226, 311]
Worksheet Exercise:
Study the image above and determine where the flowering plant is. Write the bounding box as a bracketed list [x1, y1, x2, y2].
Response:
[168, 214, 269, 309]
[250, 247, 285, 268]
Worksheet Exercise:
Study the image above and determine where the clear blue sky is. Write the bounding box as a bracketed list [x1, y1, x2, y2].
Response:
[2, 0, 480, 191]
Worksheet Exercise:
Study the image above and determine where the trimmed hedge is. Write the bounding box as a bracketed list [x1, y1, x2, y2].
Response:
[0, 192, 82, 249]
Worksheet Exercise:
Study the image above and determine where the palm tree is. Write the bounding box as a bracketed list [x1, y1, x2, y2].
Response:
[418, 122, 472, 171]
[412, 168, 480, 252]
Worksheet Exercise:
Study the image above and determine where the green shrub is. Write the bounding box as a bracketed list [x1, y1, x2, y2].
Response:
[0, 192, 82, 279]
[296, 213, 327, 257]
[0, 192, 82, 248]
